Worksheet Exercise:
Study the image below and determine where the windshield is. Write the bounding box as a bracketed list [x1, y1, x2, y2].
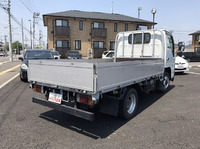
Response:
[24, 51, 53, 59]
[68, 52, 80, 55]
[51, 51, 59, 56]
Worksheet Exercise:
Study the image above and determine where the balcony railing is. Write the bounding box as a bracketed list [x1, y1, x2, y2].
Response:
[55, 26, 70, 37]
[92, 28, 107, 38]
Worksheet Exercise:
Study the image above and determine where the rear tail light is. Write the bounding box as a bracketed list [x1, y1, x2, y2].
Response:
[33, 85, 42, 93]
[76, 94, 93, 106]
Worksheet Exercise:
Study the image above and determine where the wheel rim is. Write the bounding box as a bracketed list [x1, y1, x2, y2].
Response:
[126, 94, 136, 114]
[163, 75, 169, 89]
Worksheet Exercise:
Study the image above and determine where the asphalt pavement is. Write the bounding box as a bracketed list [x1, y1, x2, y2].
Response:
[0, 60, 200, 148]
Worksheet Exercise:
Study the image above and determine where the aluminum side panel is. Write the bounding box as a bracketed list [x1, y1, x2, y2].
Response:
[96, 60, 164, 92]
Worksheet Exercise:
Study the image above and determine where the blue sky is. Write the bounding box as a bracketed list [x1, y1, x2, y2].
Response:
[0, 0, 199, 46]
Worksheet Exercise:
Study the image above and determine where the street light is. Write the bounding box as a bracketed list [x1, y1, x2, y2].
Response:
[138, 7, 142, 19]
[151, 8, 157, 29]
[28, 20, 32, 49]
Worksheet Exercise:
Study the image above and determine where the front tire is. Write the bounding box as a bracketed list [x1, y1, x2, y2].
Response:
[119, 88, 138, 120]
[159, 72, 170, 93]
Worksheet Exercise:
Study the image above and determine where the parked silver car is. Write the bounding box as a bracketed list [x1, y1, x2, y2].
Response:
[0, 50, 8, 57]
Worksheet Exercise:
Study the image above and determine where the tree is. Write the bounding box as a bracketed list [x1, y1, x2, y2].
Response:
[5, 41, 22, 54]
[12, 41, 22, 50]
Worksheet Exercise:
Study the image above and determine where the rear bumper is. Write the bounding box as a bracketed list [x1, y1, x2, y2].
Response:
[32, 97, 94, 121]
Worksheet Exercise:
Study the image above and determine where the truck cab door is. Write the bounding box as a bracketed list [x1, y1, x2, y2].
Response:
[165, 33, 175, 80]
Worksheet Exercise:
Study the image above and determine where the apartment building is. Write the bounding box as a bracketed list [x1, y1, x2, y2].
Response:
[189, 30, 200, 52]
[43, 10, 154, 58]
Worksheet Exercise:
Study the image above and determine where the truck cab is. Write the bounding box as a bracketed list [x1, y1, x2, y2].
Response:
[114, 29, 175, 80]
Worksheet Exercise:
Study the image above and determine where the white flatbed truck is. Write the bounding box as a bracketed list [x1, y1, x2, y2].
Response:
[29, 29, 175, 121]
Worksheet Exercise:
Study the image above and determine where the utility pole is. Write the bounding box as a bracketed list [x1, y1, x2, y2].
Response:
[7, 0, 13, 62]
[4, 35, 7, 51]
[21, 18, 24, 53]
[33, 12, 39, 49]
[111, 1, 114, 14]
[28, 20, 32, 49]
[39, 30, 42, 48]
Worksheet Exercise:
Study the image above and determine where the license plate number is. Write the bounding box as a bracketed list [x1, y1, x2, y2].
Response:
[178, 65, 184, 69]
[48, 92, 62, 104]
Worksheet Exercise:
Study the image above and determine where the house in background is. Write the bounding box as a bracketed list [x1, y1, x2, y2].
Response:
[189, 30, 200, 52]
[43, 10, 155, 58]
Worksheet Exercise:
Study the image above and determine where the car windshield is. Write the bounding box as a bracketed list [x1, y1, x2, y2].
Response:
[51, 51, 59, 56]
[24, 51, 53, 59]
[68, 52, 80, 55]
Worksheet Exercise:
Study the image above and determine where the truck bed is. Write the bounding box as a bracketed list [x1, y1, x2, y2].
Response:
[28, 58, 164, 94]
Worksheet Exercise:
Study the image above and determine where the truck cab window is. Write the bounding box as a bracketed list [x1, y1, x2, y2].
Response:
[166, 34, 175, 56]
[128, 33, 151, 44]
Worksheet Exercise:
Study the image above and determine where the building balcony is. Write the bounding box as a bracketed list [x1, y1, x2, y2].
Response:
[55, 26, 70, 37]
[92, 28, 107, 38]
[56, 47, 70, 59]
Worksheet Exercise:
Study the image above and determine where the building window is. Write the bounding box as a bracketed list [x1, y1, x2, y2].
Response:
[56, 20, 68, 27]
[114, 23, 117, 32]
[56, 40, 69, 48]
[93, 22, 105, 28]
[125, 24, 128, 31]
[75, 40, 81, 50]
[195, 47, 200, 52]
[79, 21, 83, 30]
[110, 41, 115, 50]
[93, 41, 104, 48]
[128, 33, 151, 44]
[195, 34, 200, 41]
[136, 25, 148, 30]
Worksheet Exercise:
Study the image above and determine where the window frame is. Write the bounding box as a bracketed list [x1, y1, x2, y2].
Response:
[93, 22, 105, 29]
[110, 41, 115, 50]
[56, 40, 69, 48]
[93, 41, 104, 48]
[56, 20, 68, 27]
[79, 20, 83, 30]
[125, 23, 128, 31]
[114, 23, 117, 32]
[75, 40, 81, 50]
[195, 34, 200, 41]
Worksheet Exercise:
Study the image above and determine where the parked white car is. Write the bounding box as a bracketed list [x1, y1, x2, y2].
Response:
[175, 56, 189, 73]
[102, 51, 114, 59]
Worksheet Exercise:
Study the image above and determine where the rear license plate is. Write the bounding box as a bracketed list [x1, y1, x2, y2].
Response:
[48, 92, 62, 104]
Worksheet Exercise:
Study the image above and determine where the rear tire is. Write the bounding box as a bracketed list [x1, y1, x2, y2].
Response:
[119, 88, 138, 120]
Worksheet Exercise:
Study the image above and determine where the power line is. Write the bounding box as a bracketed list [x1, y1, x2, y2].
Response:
[0, 3, 40, 42]
[19, 0, 33, 14]
[19, 0, 43, 21]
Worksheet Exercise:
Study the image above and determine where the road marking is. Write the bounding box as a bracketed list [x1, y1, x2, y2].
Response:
[0, 61, 9, 65]
[0, 64, 20, 76]
[188, 72, 200, 75]
[0, 73, 20, 89]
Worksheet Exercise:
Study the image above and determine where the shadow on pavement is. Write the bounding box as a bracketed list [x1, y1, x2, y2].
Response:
[175, 72, 189, 75]
[39, 85, 175, 139]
